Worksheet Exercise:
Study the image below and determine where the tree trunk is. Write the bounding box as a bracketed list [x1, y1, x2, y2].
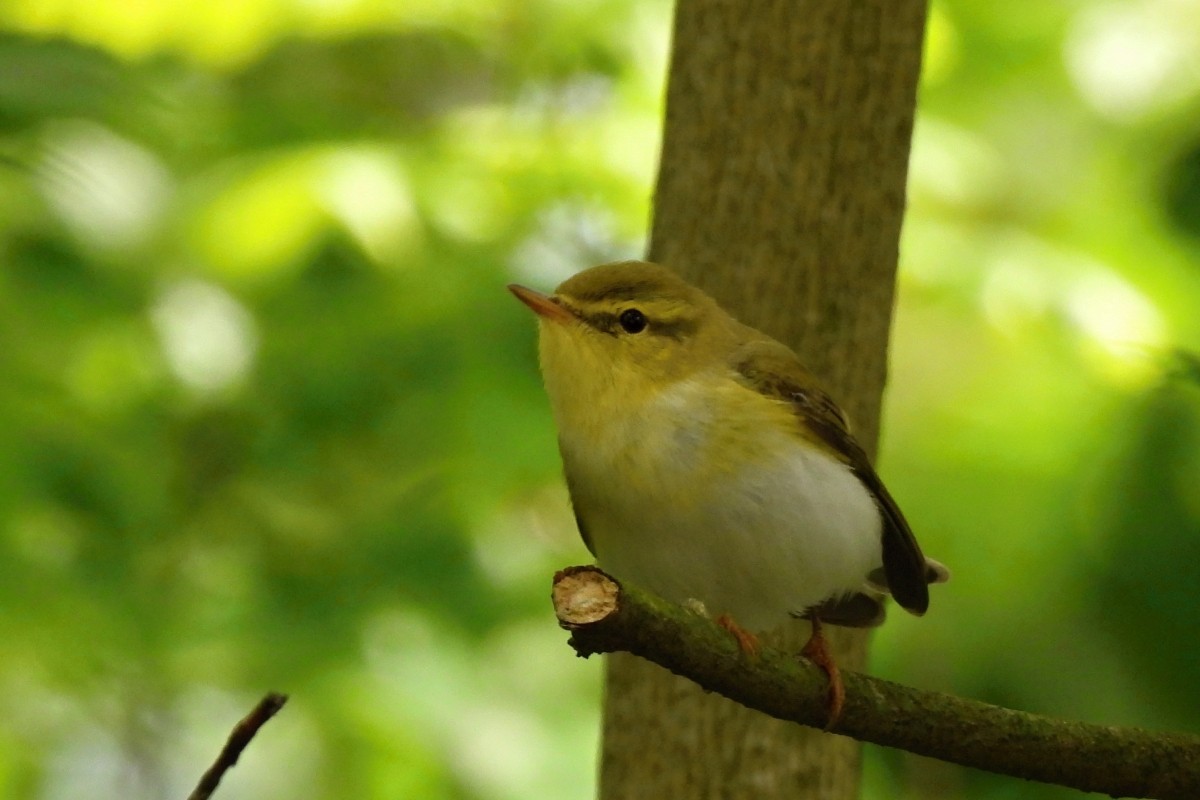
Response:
[599, 1, 927, 797]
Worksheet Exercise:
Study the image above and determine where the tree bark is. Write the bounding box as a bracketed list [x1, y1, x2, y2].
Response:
[600, 1, 927, 797]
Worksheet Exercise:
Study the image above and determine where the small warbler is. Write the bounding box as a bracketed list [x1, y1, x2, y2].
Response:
[510, 260, 947, 724]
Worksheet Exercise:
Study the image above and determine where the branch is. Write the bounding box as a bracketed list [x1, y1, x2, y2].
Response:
[187, 692, 288, 800]
[552, 566, 1200, 800]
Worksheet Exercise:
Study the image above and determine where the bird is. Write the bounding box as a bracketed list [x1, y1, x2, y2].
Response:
[509, 260, 948, 726]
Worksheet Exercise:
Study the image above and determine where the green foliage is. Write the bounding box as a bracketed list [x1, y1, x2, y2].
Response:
[0, 1, 1197, 798]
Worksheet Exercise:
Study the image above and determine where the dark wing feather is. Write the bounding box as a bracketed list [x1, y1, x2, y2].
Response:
[797, 591, 887, 628]
[734, 343, 930, 615]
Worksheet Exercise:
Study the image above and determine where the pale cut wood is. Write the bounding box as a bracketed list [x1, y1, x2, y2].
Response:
[599, 0, 928, 797]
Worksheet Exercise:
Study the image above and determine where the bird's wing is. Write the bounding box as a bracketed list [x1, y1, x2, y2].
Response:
[797, 591, 887, 628]
[733, 339, 931, 615]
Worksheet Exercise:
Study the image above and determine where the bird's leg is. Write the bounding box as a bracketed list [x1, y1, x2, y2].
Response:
[715, 613, 761, 657]
[800, 615, 844, 730]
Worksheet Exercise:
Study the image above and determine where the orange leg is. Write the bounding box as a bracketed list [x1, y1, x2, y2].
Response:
[801, 615, 844, 730]
[716, 613, 761, 658]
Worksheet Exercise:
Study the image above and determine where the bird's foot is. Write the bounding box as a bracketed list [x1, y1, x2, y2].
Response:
[800, 616, 844, 730]
[716, 613, 760, 658]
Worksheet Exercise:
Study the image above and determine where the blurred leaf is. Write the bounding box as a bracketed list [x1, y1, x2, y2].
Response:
[1087, 383, 1200, 727]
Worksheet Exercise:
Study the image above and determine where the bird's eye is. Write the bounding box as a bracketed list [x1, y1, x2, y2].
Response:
[618, 308, 647, 334]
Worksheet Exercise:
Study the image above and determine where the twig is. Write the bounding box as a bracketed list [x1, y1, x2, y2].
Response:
[552, 565, 1200, 800]
[187, 692, 289, 800]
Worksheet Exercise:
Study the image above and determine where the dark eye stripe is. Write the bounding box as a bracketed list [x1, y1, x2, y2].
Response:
[577, 311, 698, 340]
[649, 317, 698, 340]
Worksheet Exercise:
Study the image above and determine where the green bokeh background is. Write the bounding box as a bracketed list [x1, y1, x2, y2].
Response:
[1, 1, 1198, 798]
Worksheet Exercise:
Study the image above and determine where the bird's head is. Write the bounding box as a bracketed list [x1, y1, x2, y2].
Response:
[509, 260, 736, 424]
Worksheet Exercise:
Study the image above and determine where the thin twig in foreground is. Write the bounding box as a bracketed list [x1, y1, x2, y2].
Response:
[552, 565, 1200, 800]
[188, 692, 289, 800]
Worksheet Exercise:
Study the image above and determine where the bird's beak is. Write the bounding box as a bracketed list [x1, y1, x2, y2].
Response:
[508, 284, 575, 324]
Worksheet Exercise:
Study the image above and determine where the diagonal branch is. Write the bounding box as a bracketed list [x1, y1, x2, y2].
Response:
[187, 692, 289, 800]
[552, 566, 1200, 800]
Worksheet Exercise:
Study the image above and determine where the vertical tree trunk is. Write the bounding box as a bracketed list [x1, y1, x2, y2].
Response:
[599, 1, 927, 797]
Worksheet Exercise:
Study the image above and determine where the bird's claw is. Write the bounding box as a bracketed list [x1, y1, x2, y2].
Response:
[716, 613, 761, 658]
[801, 617, 844, 730]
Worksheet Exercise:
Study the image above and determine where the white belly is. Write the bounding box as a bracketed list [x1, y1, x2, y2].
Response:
[559, 382, 883, 632]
